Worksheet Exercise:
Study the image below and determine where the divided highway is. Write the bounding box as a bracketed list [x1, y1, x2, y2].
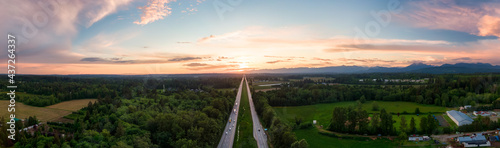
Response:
[245, 76, 268, 148]
[217, 77, 244, 148]
[218, 76, 268, 148]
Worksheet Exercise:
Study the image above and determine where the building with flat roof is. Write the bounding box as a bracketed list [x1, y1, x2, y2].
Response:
[457, 135, 490, 147]
[408, 136, 430, 141]
[447, 110, 473, 126]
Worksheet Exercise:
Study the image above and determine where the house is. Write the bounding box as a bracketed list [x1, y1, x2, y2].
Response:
[457, 135, 491, 147]
[447, 110, 473, 126]
[473, 111, 491, 116]
[409, 136, 430, 141]
[460, 105, 472, 110]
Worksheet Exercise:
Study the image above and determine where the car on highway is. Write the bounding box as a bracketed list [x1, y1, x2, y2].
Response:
[225, 132, 228, 135]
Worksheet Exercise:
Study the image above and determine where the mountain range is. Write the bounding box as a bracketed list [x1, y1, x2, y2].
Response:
[250, 63, 500, 74]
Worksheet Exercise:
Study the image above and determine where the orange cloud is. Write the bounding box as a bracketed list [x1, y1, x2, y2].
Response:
[478, 15, 500, 37]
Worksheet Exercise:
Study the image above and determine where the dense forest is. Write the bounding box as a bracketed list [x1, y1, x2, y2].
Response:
[0, 75, 241, 147]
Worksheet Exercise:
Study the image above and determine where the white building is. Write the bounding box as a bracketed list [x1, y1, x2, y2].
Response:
[408, 136, 430, 141]
[447, 110, 473, 126]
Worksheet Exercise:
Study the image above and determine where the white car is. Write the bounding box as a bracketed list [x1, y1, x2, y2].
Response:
[229, 128, 231, 131]
[225, 132, 228, 135]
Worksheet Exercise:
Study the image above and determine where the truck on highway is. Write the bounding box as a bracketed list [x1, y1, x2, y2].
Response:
[229, 117, 232, 123]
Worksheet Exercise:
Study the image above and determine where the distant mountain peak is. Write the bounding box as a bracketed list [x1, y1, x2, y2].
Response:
[249, 62, 500, 74]
[407, 62, 432, 67]
[441, 62, 493, 68]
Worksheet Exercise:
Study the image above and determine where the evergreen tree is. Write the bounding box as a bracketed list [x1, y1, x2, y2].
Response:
[410, 117, 416, 134]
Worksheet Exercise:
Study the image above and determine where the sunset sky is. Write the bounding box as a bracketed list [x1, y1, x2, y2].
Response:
[2, 0, 500, 74]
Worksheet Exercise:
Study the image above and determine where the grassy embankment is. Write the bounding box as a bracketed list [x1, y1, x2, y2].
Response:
[233, 82, 257, 148]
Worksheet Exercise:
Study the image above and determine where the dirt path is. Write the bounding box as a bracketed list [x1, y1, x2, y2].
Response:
[436, 115, 450, 127]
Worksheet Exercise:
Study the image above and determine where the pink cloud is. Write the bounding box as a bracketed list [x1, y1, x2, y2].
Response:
[134, 0, 176, 25]
[478, 15, 500, 37]
[397, 0, 500, 37]
[0, 0, 133, 65]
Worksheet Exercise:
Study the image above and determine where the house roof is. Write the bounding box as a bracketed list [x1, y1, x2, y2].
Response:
[447, 110, 473, 123]
[458, 135, 487, 142]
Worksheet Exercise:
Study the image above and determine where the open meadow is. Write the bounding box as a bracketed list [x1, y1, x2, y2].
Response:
[0, 99, 96, 122]
[274, 101, 449, 129]
[274, 101, 452, 147]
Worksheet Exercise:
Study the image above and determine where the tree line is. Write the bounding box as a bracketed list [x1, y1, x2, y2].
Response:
[258, 74, 500, 108]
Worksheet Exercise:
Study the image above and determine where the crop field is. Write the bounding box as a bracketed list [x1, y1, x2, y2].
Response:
[0, 99, 96, 122]
[47, 99, 97, 111]
[233, 83, 257, 148]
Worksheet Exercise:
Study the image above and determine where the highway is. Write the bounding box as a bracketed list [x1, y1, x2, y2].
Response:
[217, 77, 244, 148]
[244, 76, 268, 148]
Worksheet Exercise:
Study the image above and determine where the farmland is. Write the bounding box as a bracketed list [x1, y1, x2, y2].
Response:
[0, 99, 96, 122]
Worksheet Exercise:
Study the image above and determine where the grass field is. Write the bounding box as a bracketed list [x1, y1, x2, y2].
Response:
[253, 81, 283, 85]
[275, 101, 451, 147]
[233, 83, 257, 148]
[0, 99, 96, 122]
[252, 81, 283, 90]
[274, 101, 449, 129]
[443, 113, 458, 128]
[294, 127, 397, 148]
[47, 99, 97, 111]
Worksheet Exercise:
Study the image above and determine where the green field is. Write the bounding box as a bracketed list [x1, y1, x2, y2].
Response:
[295, 127, 397, 148]
[233, 82, 257, 148]
[253, 81, 283, 90]
[443, 113, 458, 128]
[274, 101, 451, 147]
[274, 101, 449, 129]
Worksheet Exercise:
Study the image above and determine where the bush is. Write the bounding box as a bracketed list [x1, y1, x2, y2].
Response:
[372, 102, 380, 111]
[298, 122, 313, 129]
[318, 130, 370, 141]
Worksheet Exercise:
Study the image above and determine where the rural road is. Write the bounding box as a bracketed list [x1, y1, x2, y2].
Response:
[245, 76, 269, 148]
[217, 77, 244, 148]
